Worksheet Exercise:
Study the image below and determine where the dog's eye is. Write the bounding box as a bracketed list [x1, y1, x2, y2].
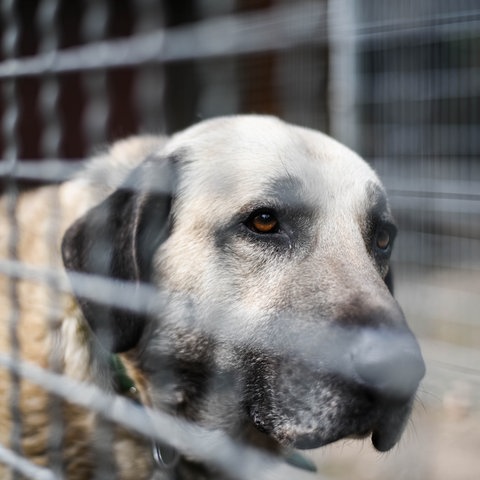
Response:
[376, 229, 391, 251]
[246, 210, 280, 234]
[374, 224, 396, 255]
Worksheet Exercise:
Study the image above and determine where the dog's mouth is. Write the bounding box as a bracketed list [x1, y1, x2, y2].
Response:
[371, 426, 400, 452]
[247, 378, 416, 453]
[369, 398, 414, 452]
[355, 405, 411, 453]
[249, 403, 412, 453]
[346, 404, 411, 453]
[304, 423, 403, 453]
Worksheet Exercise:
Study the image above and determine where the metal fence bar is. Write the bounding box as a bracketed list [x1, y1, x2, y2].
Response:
[357, 68, 480, 103]
[1, 1, 22, 478]
[82, 0, 109, 150]
[0, 353, 321, 480]
[0, 444, 60, 480]
[328, 0, 359, 149]
[0, 160, 84, 183]
[37, 0, 65, 476]
[0, 5, 475, 80]
[0, 1, 478, 479]
[0, 2, 327, 79]
[134, 0, 167, 133]
[354, 9, 480, 45]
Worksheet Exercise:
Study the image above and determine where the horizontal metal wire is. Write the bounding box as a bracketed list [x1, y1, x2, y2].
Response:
[0, 444, 59, 480]
[1, 255, 478, 367]
[357, 68, 480, 104]
[2, 158, 479, 198]
[0, 2, 326, 79]
[0, 352, 320, 480]
[0, 258, 161, 318]
[0, 160, 84, 183]
[357, 7, 480, 32]
[353, 8, 480, 45]
[0, 5, 478, 81]
[391, 190, 480, 204]
[382, 176, 480, 196]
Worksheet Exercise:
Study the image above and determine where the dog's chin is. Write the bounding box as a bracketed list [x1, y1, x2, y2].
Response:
[249, 400, 412, 453]
[275, 422, 405, 453]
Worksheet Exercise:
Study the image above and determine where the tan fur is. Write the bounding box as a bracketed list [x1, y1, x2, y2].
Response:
[0, 136, 165, 479]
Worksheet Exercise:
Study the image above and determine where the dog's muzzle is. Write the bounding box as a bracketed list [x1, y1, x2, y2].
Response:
[246, 319, 425, 453]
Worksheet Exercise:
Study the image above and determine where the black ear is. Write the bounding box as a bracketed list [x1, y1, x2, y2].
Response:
[61, 155, 176, 352]
[384, 267, 394, 295]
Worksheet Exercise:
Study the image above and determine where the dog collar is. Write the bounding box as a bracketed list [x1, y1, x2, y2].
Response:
[110, 354, 140, 401]
[110, 354, 179, 470]
[110, 355, 316, 473]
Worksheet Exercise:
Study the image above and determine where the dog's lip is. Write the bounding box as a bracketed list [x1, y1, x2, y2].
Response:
[357, 407, 411, 452]
[247, 382, 415, 452]
[348, 427, 400, 452]
[291, 425, 371, 451]
[291, 424, 400, 452]
[269, 402, 411, 452]
[371, 427, 400, 452]
[369, 401, 412, 452]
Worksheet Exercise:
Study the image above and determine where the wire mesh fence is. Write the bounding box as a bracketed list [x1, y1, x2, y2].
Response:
[0, 0, 479, 479]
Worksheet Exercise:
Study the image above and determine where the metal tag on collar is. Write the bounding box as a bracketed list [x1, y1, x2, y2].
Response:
[152, 440, 180, 470]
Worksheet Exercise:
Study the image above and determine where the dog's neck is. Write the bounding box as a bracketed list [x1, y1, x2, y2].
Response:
[110, 353, 180, 472]
[110, 353, 317, 476]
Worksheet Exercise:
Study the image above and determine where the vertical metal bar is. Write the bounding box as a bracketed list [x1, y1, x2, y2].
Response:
[81, 4, 117, 478]
[195, 0, 239, 122]
[37, 0, 64, 476]
[82, 0, 109, 149]
[38, 0, 61, 155]
[134, 0, 167, 133]
[1, 1, 22, 479]
[196, 57, 239, 121]
[276, 0, 327, 131]
[327, 0, 359, 150]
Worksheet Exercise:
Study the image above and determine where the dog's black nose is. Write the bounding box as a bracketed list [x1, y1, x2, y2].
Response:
[352, 328, 425, 400]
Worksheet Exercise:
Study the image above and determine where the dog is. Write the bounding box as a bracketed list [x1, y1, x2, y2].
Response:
[0, 115, 425, 479]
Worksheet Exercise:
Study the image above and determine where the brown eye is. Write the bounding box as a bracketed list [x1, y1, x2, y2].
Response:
[376, 229, 391, 251]
[248, 211, 279, 234]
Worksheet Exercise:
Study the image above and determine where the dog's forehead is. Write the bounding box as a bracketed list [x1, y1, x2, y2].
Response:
[165, 116, 383, 215]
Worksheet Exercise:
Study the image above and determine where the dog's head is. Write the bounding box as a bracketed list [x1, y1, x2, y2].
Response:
[62, 115, 424, 455]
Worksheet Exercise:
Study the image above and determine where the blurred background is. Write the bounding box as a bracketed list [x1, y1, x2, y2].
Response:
[1, 0, 479, 478]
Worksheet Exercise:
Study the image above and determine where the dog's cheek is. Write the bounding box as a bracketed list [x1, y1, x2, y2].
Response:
[158, 243, 287, 322]
[219, 251, 294, 314]
[153, 229, 217, 298]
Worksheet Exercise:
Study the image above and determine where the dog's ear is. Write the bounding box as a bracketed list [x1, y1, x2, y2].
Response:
[384, 267, 394, 295]
[61, 155, 176, 352]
